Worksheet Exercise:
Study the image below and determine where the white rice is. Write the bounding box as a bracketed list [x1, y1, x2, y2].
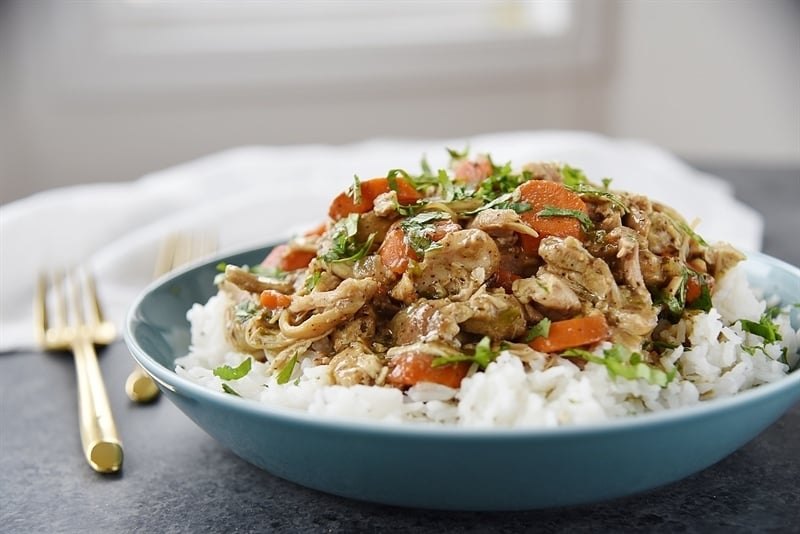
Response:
[175, 265, 798, 427]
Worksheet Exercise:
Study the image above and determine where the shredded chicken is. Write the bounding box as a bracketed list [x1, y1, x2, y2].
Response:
[216, 155, 745, 390]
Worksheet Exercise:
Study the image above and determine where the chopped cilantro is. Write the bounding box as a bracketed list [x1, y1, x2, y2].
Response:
[560, 164, 588, 187]
[420, 156, 434, 178]
[740, 309, 783, 344]
[471, 162, 526, 203]
[304, 271, 322, 292]
[537, 206, 595, 233]
[221, 383, 241, 397]
[249, 264, 287, 280]
[686, 274, 712, 312]
[218, 262, 286, 281]
[563, 345, 676, 387]
[213, 357, 252, 380]
[652, 270, 705, 319]
[463, 192, 530, 216]
[524, 318, 552, 343]
[431, 336, 499, 370]
[322, 214, 376, 263]
[276, 354, 298, 385]
[399, 212, 449, 256]
[350, 175, 362, 204]
[565, 183, 629, 213]
[446, 146, 470, 160]
[667, 215, 708, 246]
[233, 300, 259, 322]
[438, 169, 456, 202]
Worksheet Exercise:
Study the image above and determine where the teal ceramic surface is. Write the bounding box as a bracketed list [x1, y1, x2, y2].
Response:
[125, 248, 800, 511]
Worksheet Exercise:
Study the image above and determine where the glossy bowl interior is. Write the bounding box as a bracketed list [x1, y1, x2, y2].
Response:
[125, 247, 800, 511]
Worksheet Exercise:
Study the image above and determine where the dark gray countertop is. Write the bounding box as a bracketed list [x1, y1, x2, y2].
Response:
[1, 162, 798, 533]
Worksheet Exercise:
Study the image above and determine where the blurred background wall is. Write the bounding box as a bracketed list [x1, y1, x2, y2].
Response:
[1, 0, 798, 205]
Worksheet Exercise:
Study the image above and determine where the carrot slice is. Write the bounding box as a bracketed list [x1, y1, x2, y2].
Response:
[378, 226, 417, 275]
[386, 352, 470, 389]
[261, 244, 288, 268]
[517, 180, 588, 254]
[328, 177, 422, 220]
[454, 159, 493, 185]
[261, 244, 315, 271]
[303, 222, 327, 237]
[494, 268, 522, 292]
[529, 315, 610, 353]
[260, 289, 292, 309]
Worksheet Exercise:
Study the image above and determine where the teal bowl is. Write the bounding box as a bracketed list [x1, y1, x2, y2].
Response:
[125, 247, 800, 511]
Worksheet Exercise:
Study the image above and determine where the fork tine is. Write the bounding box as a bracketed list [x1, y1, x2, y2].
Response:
[66, 270, 85, 331]
[127, 232, 217, 403]
[153, 234, 179, 279]
[37, 270, 70, 350]
[52, 270, 69, 334]
[34, 273, 48, 347]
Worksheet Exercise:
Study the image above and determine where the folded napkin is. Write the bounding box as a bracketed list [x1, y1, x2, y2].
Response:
[0, 131, 763, 352]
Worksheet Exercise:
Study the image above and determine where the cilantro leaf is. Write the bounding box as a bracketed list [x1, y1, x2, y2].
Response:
[524, 318, 552, 342]
[537, 206, 595, 233]
[562, 345, 676, 387]
[304, 271, 322, 292]
[399, 212, 449, 256]
[740, 312, 783, 344]
[686, 274, 712, 312]
[276, 354, 298, 385]
[431, 336, 498, 370]
[560, 164, 588, 187]
[350, 175, 362, 204]
[221, 383, 241, 397]
[322, 214, 376, 263]
[667, 215, 708, 246]
[565, 183, 629, 213]
[233, 300, 259, 322]
[213, 358, 252, 380]
[446, 146, 470, 160]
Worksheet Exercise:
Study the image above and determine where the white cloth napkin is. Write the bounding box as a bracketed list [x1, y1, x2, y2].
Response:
[0, 131, 763, 352]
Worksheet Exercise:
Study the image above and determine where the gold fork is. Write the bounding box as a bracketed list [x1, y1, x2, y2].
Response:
[125, 233, 218, 403]
[35, 268, 123, 473]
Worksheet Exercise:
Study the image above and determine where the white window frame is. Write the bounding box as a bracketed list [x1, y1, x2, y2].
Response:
[41, 0, 612, 98]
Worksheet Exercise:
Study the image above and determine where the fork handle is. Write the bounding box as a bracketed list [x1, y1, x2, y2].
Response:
[72, 335, 123, 473]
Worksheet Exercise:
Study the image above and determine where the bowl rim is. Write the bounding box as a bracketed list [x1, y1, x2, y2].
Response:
[124, 246, 800, 439]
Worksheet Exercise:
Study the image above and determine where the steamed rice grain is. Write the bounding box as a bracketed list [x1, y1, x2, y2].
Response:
[175, 264, 797, 427]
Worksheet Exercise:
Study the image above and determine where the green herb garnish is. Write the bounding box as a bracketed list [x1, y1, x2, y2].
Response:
[740, 308, 783, 344]
[667, 215, 708, 246]
[322, 213, 375, 263]
[431, 336, 499, 370]
[276, 354, 298, 385]
[213, 358, 252, 380]
[524, 318, 552, 343]
[446, 146, 470, 160]
[233, 300, 259, 322]
[686, 274, 712, 312]
[561, 164, 588, 187]
[399, 211, 449, 256]
[565, 183, 629, 213]
[537, 206, 595, 233]
[217, 261, 285, 279]
[350, 174, 362, 204]
[221, 383, 241, 397]
[304, 271, 322, 292]
[563, 345, 676, 387]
